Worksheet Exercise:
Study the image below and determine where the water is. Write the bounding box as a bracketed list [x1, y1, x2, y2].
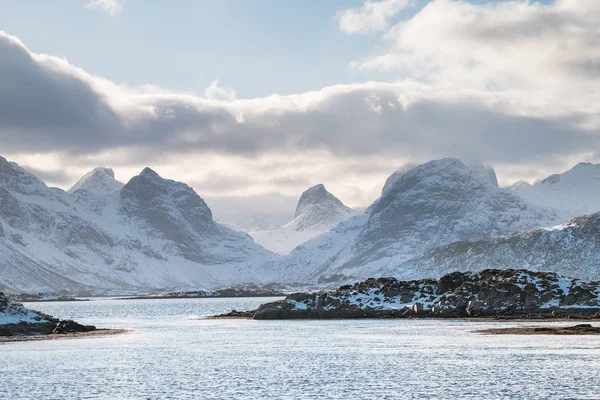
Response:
[1, 297, 600, 399]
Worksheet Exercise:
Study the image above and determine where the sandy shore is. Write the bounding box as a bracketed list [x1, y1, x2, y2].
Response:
[476, 324, 600, 335]
[0, 329, 131, 343]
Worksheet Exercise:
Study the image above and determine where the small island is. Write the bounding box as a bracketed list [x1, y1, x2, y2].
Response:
[477, 324, 600, 335]
[214, 269, 600, 325]
[0, 292, 124, 342]
[119, 283, 288, 300]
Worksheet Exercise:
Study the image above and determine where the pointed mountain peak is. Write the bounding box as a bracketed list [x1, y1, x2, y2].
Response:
[0, 156, 48, 194]
[121, 168, 214, 235]
[140, 167, 161, 178]
[295, 184, 341, 218]
[68, 167, 124, 195]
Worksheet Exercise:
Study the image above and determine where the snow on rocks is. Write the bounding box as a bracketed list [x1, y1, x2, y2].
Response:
[0, 292, 50, 325]
[0, 292, 97, 337]
[252, 269, 600, 319]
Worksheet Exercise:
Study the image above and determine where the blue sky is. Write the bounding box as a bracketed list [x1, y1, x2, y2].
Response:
[1, 0, 552, 97]
[0, 0, 596, 219]
[1, 0, 399, 97]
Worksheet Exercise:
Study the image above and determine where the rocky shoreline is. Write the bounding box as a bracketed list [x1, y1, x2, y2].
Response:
[214, 269, 600, 320]
[0, 292, 111, 339]
[118, 284, 289, 300]
[477, 324, 600, 335]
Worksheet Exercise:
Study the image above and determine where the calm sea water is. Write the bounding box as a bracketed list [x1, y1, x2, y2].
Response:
[1, 297, 599, 399]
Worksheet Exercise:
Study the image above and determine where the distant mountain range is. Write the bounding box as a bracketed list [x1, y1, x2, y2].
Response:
[2, 155, 600, 294]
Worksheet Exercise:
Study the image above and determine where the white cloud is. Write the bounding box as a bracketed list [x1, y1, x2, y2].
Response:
[338, 0, 410, 34]
[349, 0, 600, 123]
[204, 80, 238, 101]
[84, 0, 124, 16]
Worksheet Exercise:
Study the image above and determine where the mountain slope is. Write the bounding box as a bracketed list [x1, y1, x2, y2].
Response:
[399, 213, 600, 280]
[0, 156, 277, 293]
[509, 162, 600, 219]
[279, 158, 562, 283]
[250, 184, 356, 254]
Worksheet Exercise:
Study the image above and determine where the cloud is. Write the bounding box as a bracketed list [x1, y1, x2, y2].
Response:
[4, 29, 592, 163]
[338, 0, 410, 34]
[204, 80, 237, 101]
[1, 22, 600, 215]
[84, 0, 124, 16]
[349, 0, 600, 121]
[21, 165, 76, 186]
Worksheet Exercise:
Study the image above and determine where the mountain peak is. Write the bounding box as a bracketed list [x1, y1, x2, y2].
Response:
[121, 168, 214, 232]
[89, 167, 114, 178]
[381, 158, 499, 200]
[0, 156, 48, 194]
[250, 184, 356, 254]
[294, 184, 336, 218]
[513, 161, 600, 219]
[68, 167, 123, 195]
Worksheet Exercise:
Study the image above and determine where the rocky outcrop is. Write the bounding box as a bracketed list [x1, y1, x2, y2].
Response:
[252, 269, 600, 319]
[0, 292, 96, 337]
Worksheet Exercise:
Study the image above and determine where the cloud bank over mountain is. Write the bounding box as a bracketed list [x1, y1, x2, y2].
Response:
[1, 1, 599, 215]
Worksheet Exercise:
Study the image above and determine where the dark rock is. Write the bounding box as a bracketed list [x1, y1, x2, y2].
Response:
[248, 269, 600, 320]
[52, 320, 96, 334]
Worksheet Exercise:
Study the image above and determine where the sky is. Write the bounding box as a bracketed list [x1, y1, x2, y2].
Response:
[0, 0, 599, 222]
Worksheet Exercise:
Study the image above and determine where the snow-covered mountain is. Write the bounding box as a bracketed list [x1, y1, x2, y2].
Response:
[0, 156, 277, 294]
[249, 184, 356, 254]
[508, 162, 600, 220]
[68, 167, 124, 195]
[5, 155, 600, 293]
[279, 158, 562, 284]
[399, 212, 600, 281]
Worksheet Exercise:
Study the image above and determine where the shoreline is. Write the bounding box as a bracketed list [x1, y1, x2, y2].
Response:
[0, 329, 131, 343]
[476, 324, 600, 335]
[205, 311, 600, 322]
[118, 294, 285, 301]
